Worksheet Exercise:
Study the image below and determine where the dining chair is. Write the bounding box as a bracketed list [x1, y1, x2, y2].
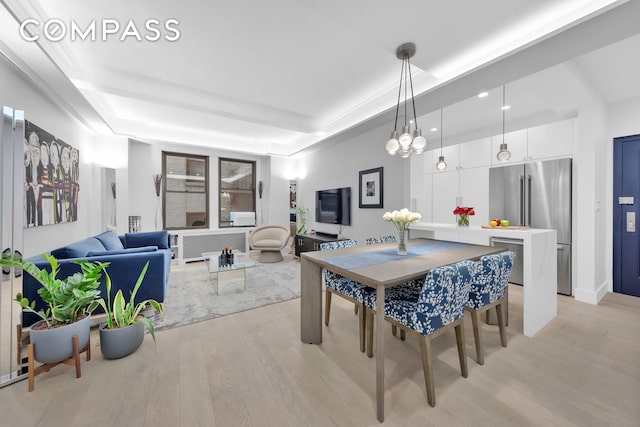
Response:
[320, 240, 372, 353]
[365, 235, 396, 245]
[361, 235, 396, 319]
[366, 260, 476, 406]
[466, 251, 515, 365]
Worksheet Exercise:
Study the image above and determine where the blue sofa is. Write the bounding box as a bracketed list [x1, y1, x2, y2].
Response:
[21, 230, 172, 327]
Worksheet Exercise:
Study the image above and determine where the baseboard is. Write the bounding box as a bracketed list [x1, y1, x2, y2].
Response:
[574, 280, 609, 305]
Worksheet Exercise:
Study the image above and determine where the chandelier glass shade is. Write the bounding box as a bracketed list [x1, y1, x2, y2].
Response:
[385, 43, 426, 158]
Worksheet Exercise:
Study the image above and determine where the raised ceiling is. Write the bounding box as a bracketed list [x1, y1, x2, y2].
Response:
[1, 0, 639, 156]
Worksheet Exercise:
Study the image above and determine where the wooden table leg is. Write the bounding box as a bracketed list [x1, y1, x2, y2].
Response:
[376, 284, 385, 422]
[300, 257, 323, 344]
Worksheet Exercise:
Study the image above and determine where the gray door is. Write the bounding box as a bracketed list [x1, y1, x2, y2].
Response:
[613, 134, 640, 297]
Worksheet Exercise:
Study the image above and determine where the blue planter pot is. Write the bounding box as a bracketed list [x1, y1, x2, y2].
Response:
[99, 321, 145, 359]
[29, 314, 91, 364]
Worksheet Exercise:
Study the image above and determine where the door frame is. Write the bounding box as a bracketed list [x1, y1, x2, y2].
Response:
[612, 134, 640, 293]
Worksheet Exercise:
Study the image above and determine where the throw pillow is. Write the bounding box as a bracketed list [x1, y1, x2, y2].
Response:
[51, 237, 106, 259]
[124, 231, 170, 249]
[95, 231, 125, 250]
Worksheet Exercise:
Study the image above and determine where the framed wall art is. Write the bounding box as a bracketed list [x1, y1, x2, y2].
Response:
[359, 167, 383, 208]
[24, 120, 79, 227]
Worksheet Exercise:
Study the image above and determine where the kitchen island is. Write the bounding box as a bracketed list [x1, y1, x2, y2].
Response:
[410, 223, 557, 337]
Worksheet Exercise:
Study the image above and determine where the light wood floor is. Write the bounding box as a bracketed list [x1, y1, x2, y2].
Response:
[0, 284, 638, 427]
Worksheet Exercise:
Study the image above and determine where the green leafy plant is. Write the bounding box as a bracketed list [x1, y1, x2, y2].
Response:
[296, 206, 308, 234]
[0, 253, 105, 328]
[96, 261, 163, 342]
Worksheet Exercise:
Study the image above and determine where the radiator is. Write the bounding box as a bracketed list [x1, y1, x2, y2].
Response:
[230, 211, 256, 226]
[181, 232, 247, 261]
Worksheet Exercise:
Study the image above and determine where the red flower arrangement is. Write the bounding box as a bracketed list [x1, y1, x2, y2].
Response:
[453, 206, 475, 216]
[453, 206, 475, 226]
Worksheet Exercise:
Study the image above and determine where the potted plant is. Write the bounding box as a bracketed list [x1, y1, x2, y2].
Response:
[96, 261, 163, 359]
[296, 206, 308, 234]
[0, 253, 106, 364]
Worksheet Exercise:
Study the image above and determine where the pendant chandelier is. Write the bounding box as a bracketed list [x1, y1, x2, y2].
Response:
[496, 85, 511, 161]
[435, 108, 447, 170]
[385, 42, 426, 158]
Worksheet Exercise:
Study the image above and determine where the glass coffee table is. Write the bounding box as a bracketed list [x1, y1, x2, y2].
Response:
[201, 251, 258, 295]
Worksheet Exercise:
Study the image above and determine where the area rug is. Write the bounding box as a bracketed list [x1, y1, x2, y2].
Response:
[151, 252, 301, 331]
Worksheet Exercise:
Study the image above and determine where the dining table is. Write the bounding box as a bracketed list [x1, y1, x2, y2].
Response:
[300, 237, 504, 422]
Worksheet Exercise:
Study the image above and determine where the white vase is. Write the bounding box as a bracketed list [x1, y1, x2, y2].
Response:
[155, 197, 162, 230]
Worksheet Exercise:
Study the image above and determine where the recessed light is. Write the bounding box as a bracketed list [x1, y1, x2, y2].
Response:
[430, 127, 438, 132]
[501, 105, 511, 110]
[478, 91, 488, 98]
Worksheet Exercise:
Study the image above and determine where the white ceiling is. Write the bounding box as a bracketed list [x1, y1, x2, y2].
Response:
[1, 0, 640, 156]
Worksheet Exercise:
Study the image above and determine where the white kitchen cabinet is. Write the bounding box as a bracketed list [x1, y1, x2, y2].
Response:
[459, 167, 490, 226]
[459, 137, 492, 169]
[419, 174, 433, 223]
[422, 149, 434, 174]
[409, 153, 424, 205]
[432, 170, 459, 223]
[527, 119, 573, 160]
[491, 129, 527, 165]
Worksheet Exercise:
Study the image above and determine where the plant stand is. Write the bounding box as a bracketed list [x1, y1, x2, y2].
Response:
[16, 324, 29, 375]
[27, 334, 90, 392]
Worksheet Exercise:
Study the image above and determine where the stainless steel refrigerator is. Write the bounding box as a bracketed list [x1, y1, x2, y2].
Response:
[489, 158, 572, 295]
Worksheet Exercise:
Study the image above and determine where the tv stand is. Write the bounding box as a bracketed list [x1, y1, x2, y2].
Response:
[294, 233, 347, 257]
[314, 231, 338, 239]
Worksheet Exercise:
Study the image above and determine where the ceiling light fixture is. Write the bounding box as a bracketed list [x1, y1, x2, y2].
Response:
[478, 91, 488, 98]
[385, 42, 426, 158]
[496, 85, 511, 161]
[436, 108, 447, 170]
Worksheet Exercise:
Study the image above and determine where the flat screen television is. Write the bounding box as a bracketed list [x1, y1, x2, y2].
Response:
[315, 187, 351, 225]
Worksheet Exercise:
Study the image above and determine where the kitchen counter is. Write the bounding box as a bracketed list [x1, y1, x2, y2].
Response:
[410, 222, 557, 337]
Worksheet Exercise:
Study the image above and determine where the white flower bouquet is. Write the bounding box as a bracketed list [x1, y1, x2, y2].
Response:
[383, 208, 422, 232]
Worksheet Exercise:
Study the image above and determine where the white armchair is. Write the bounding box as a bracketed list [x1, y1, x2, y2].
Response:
[249, 225, 291, 263]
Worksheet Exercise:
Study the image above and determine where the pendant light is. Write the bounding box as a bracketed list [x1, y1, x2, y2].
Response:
[435, 108, 447, 170]
[385, 42, 427, 157]
[496, 85, 511, 161]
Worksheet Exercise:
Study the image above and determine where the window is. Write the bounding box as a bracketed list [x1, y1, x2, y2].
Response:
[163, 152, 209, 229]
[219, 158, 256, 227]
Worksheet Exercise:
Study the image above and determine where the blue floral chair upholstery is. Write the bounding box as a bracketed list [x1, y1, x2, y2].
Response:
[365, 235, 396, 245]
[370, 260, 476, 406]
[466, 251, 515, 365]
[362, 277, 423, 354]
[320, 240, 372, 353]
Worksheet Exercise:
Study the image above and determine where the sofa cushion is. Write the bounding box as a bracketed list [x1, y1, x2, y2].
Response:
[124, 231, 169, 249]
[51, 237, 106, 259]
[95, 231, 125, 250]
[86, 246, 158, 257]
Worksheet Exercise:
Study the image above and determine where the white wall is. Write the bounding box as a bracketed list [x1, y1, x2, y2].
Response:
[268, 155, 295, 229]
[574, 95, 640, 303]
[296, 122, 409, 244]
[573, 102, 608, 303]
[605, 97, 640, 293]
[125, 139, 270, 232]
[0, 55, 104, 257]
